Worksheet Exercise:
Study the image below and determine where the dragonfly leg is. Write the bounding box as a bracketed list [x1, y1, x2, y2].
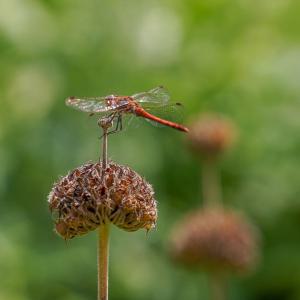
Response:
[98, 112, 124, 139]
[98, 112, 117, 139]
[107, 112, 117, 122]
[107, 114, 123, 136]
[119, 115, 123, 131]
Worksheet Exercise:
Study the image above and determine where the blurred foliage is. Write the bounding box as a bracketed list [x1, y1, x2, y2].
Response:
[1, 0, 300, 299]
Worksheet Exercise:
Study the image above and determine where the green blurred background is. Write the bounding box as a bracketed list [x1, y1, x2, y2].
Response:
[1, 0, 300, 299]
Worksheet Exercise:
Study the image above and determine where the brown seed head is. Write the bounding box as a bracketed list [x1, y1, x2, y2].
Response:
[48, 162, 157, 239]
[170, 208, 259, 274]
[188, 114, 235, 158]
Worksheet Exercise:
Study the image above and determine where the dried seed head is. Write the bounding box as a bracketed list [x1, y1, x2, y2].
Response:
[188, 114, 235, 158]
[48, 162, 157, 239]
[170, 208, 259, 274]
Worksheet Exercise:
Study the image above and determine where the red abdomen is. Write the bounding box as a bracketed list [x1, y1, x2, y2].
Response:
[134, 107, 189, 133]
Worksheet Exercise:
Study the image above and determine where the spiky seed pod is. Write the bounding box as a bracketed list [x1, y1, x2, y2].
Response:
[170, 208, 259, 274]
[188, 114, 235, 158]
[48, 162, 157, 239]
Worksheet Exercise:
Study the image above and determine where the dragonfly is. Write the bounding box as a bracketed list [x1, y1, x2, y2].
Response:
[65, 86, 189, 133]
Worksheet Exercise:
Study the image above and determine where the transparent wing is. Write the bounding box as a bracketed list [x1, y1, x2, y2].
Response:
[142, 102, 185, 128]
[132, 86, 170, 105]
[65, 96, 113, 113]
[119, 114, 139, 131]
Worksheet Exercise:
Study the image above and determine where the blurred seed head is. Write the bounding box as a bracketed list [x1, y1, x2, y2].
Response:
[188, 114, 235, 158]
[48, 162, 157, 239]
[169, 208, 259, 274]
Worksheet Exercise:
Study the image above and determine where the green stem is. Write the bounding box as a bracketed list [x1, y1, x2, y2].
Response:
[98, 224, 110, 300]
[201, 158, 222, 206]
[209, 273, 226, 300]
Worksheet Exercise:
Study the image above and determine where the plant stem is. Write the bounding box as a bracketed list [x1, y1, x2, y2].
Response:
[102, 126, 108, 170]
[97, 117, 112, 300]
[209, 273, 226, 300]
[201, 158, 222, 206]
[98, 224, 110, 300]
[98, 116, 112, 174]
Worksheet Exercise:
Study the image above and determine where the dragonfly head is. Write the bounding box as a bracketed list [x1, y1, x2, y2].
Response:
[105, 95, 116, 101]
[105, 95, 116, 106]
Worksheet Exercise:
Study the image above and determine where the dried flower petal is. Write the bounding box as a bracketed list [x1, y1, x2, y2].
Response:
[170, 208, 259, 274]
[188, 114, 235, 158]
[48, 162, 157, 239]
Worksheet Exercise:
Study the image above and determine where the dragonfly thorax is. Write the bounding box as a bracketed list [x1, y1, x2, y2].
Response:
[105, 95, 133, 110]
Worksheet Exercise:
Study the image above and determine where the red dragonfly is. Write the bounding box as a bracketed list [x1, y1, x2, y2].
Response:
[66, 86, 189, 133]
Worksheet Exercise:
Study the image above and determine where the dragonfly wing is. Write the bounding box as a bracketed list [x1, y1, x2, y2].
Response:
[65, 97, 112, 114]
[120, 114, 141, 131]
[142, 102, 185, 128]
[132, 86, 170, 105]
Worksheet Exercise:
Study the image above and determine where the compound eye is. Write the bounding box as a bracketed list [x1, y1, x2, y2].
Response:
[105, 95, 115, 101]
